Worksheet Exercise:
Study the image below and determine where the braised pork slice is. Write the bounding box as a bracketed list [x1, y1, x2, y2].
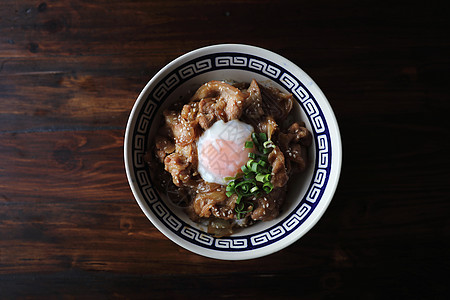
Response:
[260, 84, 293, 121]
[251, 187, 286, 221]
[278, 122, 311, 173]
[163, 110, 200, 146]
[190, 81, 247, 129]
[155, 135, 175, 163]
[164, 153, 192, 187]
[243, 79, 265, 119]
[268, 146, 289, 188]
[257, 116, 278, 140]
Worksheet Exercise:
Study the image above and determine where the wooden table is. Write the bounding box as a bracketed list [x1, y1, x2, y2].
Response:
[1, 0, 449, 298]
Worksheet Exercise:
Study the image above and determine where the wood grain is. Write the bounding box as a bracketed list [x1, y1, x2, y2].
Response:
[1, 0, 449, 299]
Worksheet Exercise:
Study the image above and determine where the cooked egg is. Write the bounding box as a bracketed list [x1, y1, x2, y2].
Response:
[197, 119, 254, 185]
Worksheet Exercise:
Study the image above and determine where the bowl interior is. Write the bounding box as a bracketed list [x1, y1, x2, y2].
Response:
[147, 69, 316, 236]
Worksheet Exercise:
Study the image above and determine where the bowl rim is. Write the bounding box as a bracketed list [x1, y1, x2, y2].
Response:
[124, 43, 342, 260]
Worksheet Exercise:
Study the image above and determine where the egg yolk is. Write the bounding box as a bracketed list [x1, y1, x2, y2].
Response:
[199, 138, 252, 179]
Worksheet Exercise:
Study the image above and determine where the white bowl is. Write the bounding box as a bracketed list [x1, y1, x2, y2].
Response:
[124, 44, 342, 260]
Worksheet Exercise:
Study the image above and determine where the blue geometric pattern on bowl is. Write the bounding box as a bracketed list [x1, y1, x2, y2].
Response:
[130, 52, 332, 251]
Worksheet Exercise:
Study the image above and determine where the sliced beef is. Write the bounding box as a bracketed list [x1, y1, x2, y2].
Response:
[277, 122, 311, 174]
[163, 110, 200, 146]
[190, 81, 247, 129]
[192, 187, 228, 218]
[251, 187, 286, 221]
[257, 116, 278, 139]
[268, 146, 289, 188]
[260, 84, 293, 122]
[243, 79, 265, 119]
[155, 135, 175, 163]
[164, 153, 192, 187]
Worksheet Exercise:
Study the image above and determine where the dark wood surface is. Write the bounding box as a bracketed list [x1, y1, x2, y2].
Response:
[1, 0, 449, 299]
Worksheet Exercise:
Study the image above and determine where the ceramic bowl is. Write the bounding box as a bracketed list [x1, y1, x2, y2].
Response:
[124, 44, 341, 260]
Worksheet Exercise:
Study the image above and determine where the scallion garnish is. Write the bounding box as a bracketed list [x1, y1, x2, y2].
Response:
[263, 148, 272, 155]
[250, 186, 259, 193]
[258, 160, 268, 168]
[235, 201, 254, 219]
[263, 140, 275, 149]
[263, 181, 274, 194]
[251, 132, 259, 143]
[255, 173, 270, 183]
[225, 131, 276, 219]
[250, 161, 259, 172]
[259, 133, 267, 142]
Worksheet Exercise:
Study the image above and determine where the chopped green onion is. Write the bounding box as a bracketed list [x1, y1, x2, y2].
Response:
[251, 132, 258, 142]
[235, 181, 247, 188]
[243, 174, 254, 180]
[255, 173, 266, 183]
[246, 159, 255, 168]
[263, 140, 275, 149]
[259, 133, 267, 142]
[263, 181, 274, 193]
[236, 194, 242, 204]
[225, 130, 278, 218]
[235, 201, 254, 219]
[258, 160, 268, 168]
[250, 186, 259, 193]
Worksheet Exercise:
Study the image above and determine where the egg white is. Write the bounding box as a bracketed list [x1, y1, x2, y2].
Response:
[197, 119, 254, 185]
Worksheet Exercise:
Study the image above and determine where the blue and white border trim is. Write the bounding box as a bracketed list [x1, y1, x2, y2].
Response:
[130, 52, 331, 251]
